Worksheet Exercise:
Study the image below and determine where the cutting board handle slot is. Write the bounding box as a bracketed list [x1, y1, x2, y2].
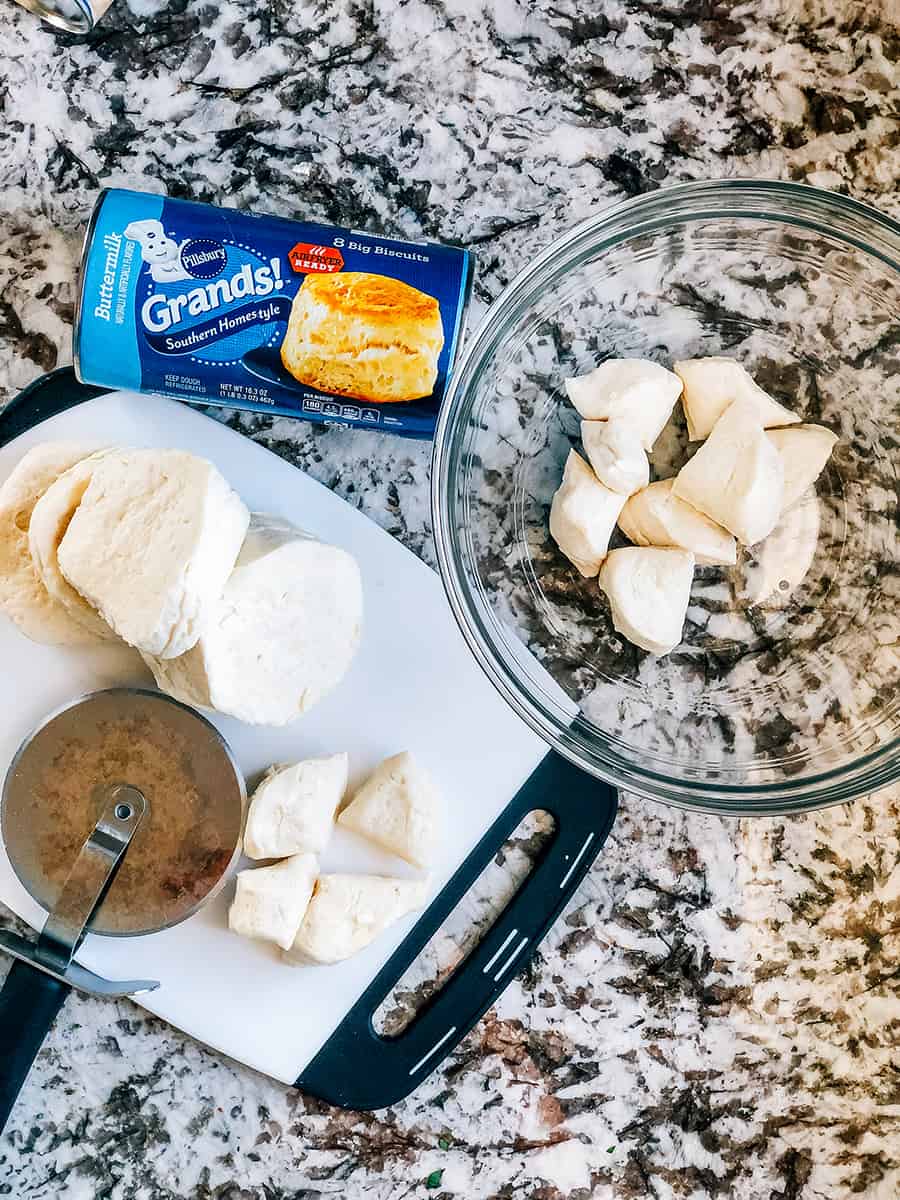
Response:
[371, 807, 558, 1038]
[296, 751, 618, 1109]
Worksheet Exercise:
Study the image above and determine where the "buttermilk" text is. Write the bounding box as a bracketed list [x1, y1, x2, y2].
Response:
[92, 234, 123, 321]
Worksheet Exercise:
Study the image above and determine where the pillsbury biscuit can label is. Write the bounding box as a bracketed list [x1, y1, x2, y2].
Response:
[75, 188, 474, 439]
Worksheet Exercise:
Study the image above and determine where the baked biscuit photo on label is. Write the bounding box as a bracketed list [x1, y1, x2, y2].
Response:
[280, 273, 445, 405]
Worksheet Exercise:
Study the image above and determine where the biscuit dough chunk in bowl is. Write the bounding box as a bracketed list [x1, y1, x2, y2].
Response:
[432, 181, 900, 814]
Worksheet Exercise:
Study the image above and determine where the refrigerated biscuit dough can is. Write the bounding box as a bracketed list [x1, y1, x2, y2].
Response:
[74, 188, 474, 439]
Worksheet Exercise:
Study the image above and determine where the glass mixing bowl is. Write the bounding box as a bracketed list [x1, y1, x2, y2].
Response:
[433, 181, 900, 815]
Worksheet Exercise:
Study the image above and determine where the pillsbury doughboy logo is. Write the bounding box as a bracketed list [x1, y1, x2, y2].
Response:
[122, 219, 292, 363]
[123, 219, 192, 283]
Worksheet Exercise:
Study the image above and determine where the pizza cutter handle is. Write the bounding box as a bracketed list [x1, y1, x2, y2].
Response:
[295, 750, 618, 1109]
[0, 959, 70, 1134]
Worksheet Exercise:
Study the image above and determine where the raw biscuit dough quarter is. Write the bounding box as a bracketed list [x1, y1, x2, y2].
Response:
[338, 750, 440, 868]
[598, 546, 695, 656]
[244, 754, 349, 858]
[285, 874, 430, 965]
[228, 854, 319, 951]
[618, 478, 736, 567]
[672, 399, 784, 545]
[280, 271, 445, 404]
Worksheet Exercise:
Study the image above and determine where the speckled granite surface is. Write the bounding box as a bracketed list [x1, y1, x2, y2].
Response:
[0, 1, 899, 1197]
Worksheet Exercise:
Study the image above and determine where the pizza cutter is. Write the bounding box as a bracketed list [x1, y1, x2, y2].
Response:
[0, 688, 245, 1133]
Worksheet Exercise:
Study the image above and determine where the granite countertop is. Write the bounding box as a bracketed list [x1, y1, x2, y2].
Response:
[1, 1, 899, 1197]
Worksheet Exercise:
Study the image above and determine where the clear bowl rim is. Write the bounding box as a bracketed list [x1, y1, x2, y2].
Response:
[431, 179, 900, 816]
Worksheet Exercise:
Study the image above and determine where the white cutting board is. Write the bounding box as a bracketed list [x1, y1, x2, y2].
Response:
[0, 392, 547, 1085]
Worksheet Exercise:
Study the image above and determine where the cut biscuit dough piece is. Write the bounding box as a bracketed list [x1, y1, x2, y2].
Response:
[285, 874, 430, 965]
[674, 357, 800, 441]
[565, 359, 683, 450]
[618, 478, 736, 567]
[143, 516, 363, 726]
[766, 424, 838, 511]
[0, 441, 106, 645]
[581, 418, 649, 496]
[598, 546, 695, 656]
[338, 751, 439, 869]
[228, 853, 319, 951]
[549, 450, 626, 578]
[28, 451, 118, 640]
[58, 448, 249, 658]
[672, 399, 785, 546]
[244, 754, 349, 859]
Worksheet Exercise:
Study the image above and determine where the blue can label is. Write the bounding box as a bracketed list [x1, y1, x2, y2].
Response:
[76, 189, 473, 439]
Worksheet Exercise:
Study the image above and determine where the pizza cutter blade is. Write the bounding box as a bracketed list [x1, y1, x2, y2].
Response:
[0, 688, 246, 1133]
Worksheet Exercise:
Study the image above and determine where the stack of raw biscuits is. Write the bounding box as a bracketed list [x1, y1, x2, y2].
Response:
[551, 357, 838, 655]
[0, 444, 363, 725]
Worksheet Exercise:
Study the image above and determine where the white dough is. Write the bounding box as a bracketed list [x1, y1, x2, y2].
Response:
[598, 547, 695, 656]
[244, 753, 349, 859]
[565, 358, 683, 450]
[767, 424, 838, 511]
[228, 854, 319, 951]
[338, 751, 440, 869]
[673, 399, 785, 545]
[58, 449, 249, 658]
[285, 874, 430, 965]
[549, 450, 626, 577]
[674, 357, 801, 441]
[0, 441, 106, 645]
[618, 479, 736, 566]
[27, 451, 118, 640]
[741, 496, 821, 610]
[580, 418, 649, 495]
[143, 516, 363, 726]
